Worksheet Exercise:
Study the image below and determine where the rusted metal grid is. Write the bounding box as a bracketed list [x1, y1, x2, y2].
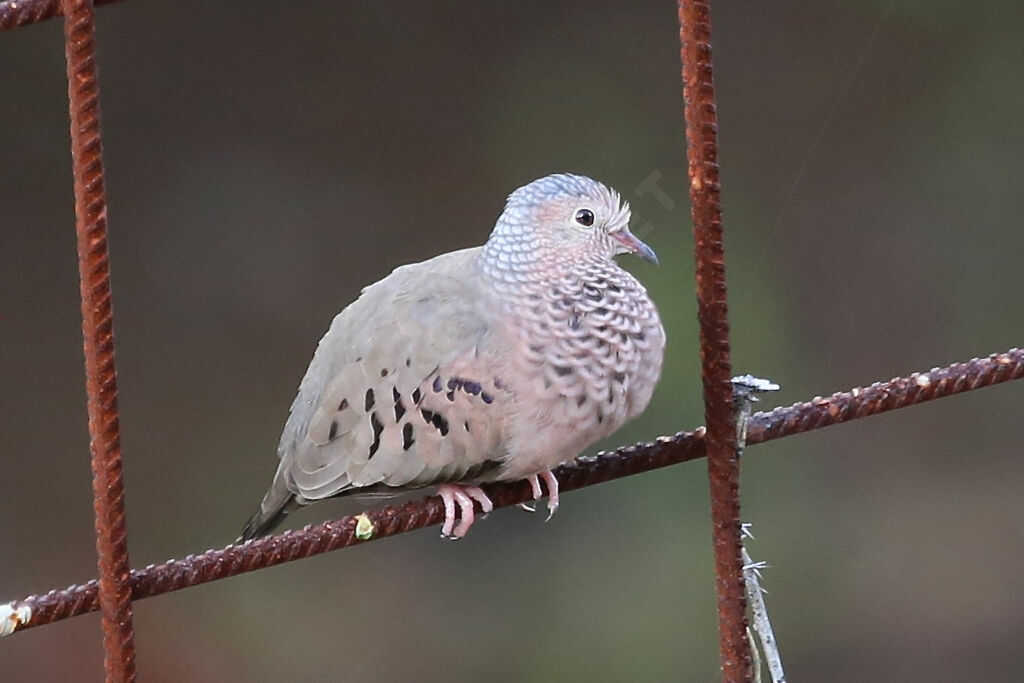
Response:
[3, 2, 1024, 683]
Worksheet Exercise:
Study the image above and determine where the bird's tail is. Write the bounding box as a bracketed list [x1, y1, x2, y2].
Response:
[237, 478, 299, 542]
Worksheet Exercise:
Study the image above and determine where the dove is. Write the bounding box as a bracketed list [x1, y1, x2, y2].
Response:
[239, 173, 665, 541]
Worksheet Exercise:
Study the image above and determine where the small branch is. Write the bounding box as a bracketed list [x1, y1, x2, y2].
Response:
[732, 377, 785, 682]
[743, 545, 786, 683]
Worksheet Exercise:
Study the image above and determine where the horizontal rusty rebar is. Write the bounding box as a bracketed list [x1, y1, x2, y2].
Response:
[0, 0, 122, 31]
[2, 348, 1020, 636]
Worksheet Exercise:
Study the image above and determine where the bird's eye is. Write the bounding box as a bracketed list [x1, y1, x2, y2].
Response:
[574, 208, 595, 227]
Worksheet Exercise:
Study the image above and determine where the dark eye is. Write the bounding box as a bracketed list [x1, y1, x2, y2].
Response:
[575, 208, 595, 227]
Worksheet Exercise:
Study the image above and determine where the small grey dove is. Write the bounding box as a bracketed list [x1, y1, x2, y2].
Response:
[240, 173, 665, 540]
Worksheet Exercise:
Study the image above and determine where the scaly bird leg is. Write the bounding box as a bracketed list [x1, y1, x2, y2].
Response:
[437, 484, 494, 539]
[518, 474, 544, 513]
[540, 470, 559, 521]
[518, 471, 560, 520]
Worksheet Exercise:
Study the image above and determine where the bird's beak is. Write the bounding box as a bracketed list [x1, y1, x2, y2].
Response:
[612, 228, 659, 266]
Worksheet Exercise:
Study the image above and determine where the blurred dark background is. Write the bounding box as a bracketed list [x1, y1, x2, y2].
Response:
[2, 1, 1023, 680]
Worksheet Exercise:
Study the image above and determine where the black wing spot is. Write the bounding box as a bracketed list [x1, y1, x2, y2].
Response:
[446, 390, 456, 402]
[481, 392, 493, 404]
[338, 398, 349, 411]
[431, 412, 449, 436]
[553, 364, 573, 377]
[447, 378, 462, 390]
[576, 394, 587, 407]
[328, 420, 339, 441]
[411, 388, 422, 405]
[364, 388, 375, 411]
[393, 387, 406, 421]
[402, 423, 415, 451]
[368, 412, 384, 459]
[493, 377, 504, 390]
[420, 408, 434, 423]
[464, 421, 470, 432]
[380, 368, 389, 377]
[432, 376, 443, 392]
[405, 358, 412, 367]
[462, 381, 481, 395]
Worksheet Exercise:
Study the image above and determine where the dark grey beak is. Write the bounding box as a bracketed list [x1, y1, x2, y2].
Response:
[612, 228, 659, 266]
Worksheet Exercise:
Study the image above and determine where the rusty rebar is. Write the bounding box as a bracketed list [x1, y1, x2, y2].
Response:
[4, 348, 1020, 636]
[0, 0, 121, 31]
[677, 1, 751, 680]
[61, 0, 137, 680]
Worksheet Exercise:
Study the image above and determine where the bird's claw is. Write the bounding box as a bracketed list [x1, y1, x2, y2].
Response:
[436, 472, 559, 538]
[544, 502, 558, 523]
[518, 474, 544, 514]
[522, 471, 560, 522]
[437, 484, 493, 539]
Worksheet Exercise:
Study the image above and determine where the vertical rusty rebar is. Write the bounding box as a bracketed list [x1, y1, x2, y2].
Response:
[677, 1, 753, 681]
[61, 0, 137, 680]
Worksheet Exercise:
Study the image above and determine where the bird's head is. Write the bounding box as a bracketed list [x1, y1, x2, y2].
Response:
[491, 173, 658, 267]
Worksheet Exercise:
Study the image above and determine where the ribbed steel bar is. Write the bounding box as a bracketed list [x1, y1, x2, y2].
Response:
[3, 348, 1019, 637]
[677, 1, 751, 679]
[0, 0, 61, 29]
[61, 0, 137, 680]
[0, 0, 122, 31]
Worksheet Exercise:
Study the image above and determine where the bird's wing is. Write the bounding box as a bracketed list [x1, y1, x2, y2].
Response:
[273, 247, 510, 507]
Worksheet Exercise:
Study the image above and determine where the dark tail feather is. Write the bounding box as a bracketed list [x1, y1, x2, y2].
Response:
[237, 494, 297, 543]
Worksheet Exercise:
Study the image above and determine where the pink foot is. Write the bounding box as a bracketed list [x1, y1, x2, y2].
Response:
[518, 471, 559, 520]
[437, 484, 493, 539]
[518, 474, 544, 512]
[540, 470, 559, 521]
